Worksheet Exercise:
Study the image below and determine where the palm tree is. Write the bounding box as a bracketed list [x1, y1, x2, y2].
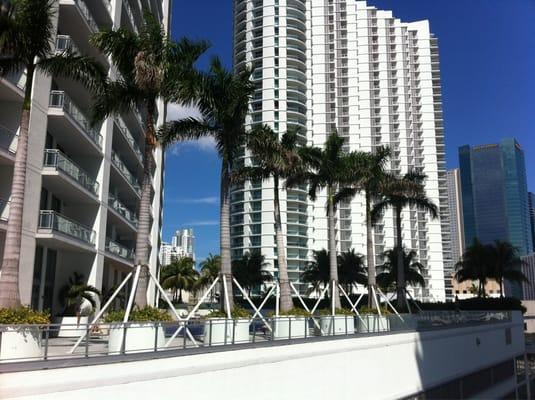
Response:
[302, 249, 330, 295]
[231, 251, 273, 297]
[0, 0, 105, 308]
[160, 257, 199, 303]
[232, 125, 303, 312]
[372, 171, 438, 308]
[196, 253, 220, 304]
[490, 241, 528, 297]
[58, 272, 101, 319]
[159, 57, 254, 313]
[338, 249, 367, 293]
[334, 147, 391, 308]
[454, 239, 492, 298]
[89, 13, 208, 307]
[376, 246, 426, 294]
[288, 131, 362, 309]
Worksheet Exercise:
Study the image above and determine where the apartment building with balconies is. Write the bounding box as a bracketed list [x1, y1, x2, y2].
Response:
[0, 0, 169, 314]
[232, 0, 450, 301]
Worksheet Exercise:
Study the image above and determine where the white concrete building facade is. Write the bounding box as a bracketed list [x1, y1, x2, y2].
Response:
[232, 0, 449, 301]
[0, 0, 169, 314]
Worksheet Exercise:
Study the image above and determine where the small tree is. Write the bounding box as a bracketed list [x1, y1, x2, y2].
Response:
[376, 246, 426, 294]
[58, 272, 101, 320]
[338, 249, 367, 293]
[232, 251, 273, 297]
[454, 239, 492, 298]
[160, 257, 199, 303]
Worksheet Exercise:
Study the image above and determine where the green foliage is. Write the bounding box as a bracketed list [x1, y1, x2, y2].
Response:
[206, 306, 251, 319]
[0, 307, 50, 324]
[376, 246, 426, 291]
[232, 251, 273, 294]
[58, 272, 101, 316]
[270, 308, 311, 317]
[160, 257, 199, 303]
[103, 306, 172, 323]
[359, 306, 391, 315]
[318, 308, 354, 316]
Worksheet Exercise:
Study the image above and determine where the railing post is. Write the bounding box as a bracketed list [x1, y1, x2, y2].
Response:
[209, 319, 213, 347]
[44, 325, 50, 361]
[232, 318, 236, 345]
[84, 324, 89, 358]
[121, 323, 127, 355]
[224, 318, 228, 345]
[154, 324, 159, 352]
[288, 317, 292, 340]
[182, 321, 187, 349]
[304, 317, 308, 339]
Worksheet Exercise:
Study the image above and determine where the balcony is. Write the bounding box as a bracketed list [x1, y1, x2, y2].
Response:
[0, 198, 9, 229]
[114, 118, 143, 165]
[105, 237, 135, 265]
[48, 90, 103, 155]
[37, 210, 96, 251]
[108, 192, 138, 230]
[55, 35, 80, 55]
[111, 151, 141, 197]
[42, 149, 99, 202]
[0, 70, 26, 101]
[0, 124, 17, 164]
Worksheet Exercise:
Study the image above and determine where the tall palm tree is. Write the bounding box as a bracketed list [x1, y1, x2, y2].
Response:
[159, 57, 254, 313]
[90, 13, 208, 307]
[489, 241, 528, 297]
[454, 239, 491, 298]
[376, 246, 426, 293]
[0, 0, 105, 308]
[337, 249, 367, 293]
[288, 131, 363, 309]
[302, 249, 330, 295]
[334, 147, 391, 307]
[231, 251, 272, 297]
[372, 171, 438, 308]
[232, 124, 303, 312]
[196, 253, 220, 304]
[160, 257, 199, 303]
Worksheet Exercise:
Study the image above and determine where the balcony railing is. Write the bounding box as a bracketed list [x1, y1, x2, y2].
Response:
[0, 198, 9, 221]
[115, 118, 143, 161]
[49, 91, 103, 148]
[43, 149, 99, 195]
[4, 70, 27, 91]
[111, 151, 141, 194]
[106, 237, 134, 260]
[0, 124, 18, 154]
[38, 210, 95, 245]
[74, 0, 99, 32]
[55, 35, 80, 55]
[108, 193, 138, 227]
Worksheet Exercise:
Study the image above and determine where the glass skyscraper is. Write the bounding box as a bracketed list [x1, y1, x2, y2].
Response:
[459, 138, 532, 296]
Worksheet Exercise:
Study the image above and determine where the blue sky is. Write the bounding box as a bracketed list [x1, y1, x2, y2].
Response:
[164, 0, 535, 263]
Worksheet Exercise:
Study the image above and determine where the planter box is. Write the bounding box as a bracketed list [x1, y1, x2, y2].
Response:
[389, 314, 417, 331]
[272, 316, 307, 340]
[203, 318, 250, 346]
[356, 314, 390, 333]
[108, 322, 165, 354]
[319, 315, 355, 336]
[0, 327, 42, 361]
[56, 316, 89, 338]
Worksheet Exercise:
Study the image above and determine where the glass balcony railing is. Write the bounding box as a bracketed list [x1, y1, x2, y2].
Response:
[49, 90, 103, 148]
[38, 210, 95, 245]
[106, 237, 134, 260]
[108, 193, 138, 227]
[74, 0, 99, 32]
[0, 124, 18, 154]
[111, 151, 141, 195]
[115, 118, 143, 161]
[0, 198, 9, 221]
[43, 149, 99, 195]
[55, 35, 80, 55]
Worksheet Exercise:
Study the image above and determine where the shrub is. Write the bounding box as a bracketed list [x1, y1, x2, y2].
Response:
[269, 308, 311, 317]
[0, 307, 50, 325]
[206, 306, 251, 319]
[103, 306, 172, 323]
[318, 307, 354, 316]
[359, 306, 391, 315]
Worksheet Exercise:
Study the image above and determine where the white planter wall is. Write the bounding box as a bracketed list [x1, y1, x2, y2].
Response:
[203, 318, 250, 346]
[319, 315, 355, 336]
[356, 315, 390, 333]
[56, 316, 89, 338]
[108, 323, 165, 354]
[272, 317, 308, 340]
[0, 327, 42, 361]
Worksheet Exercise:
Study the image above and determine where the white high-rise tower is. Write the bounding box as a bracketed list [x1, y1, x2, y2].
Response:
[232, 0, 449, 301]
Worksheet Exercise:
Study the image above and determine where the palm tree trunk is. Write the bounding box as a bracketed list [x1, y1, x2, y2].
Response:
[0, 66, 35, 308]
[220, 161, 234, 312]
[327, 186, 341, 310]
[365, 192, 378, 309]
[395, 207, 406, 309]
[134, 107, 156, 307]
[274, 175, 292, 312]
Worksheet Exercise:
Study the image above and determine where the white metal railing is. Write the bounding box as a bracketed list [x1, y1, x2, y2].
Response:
[0, 124, 18, 154]
[38, 210, 95, 245]
[49, 91, 103, 148]
[55, 35, 80, 55]
[106, 237, 135, 260]
[0, 198, 9, 221]
[74, 0, 99, 32]
[43, 149, 99, 195]
[108, 192, 138, 227]
[115, 118, 143, 161]
[111, 151, 141, 194]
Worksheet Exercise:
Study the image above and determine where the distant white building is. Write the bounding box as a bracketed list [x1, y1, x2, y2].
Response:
[160, 228, 195, 266]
